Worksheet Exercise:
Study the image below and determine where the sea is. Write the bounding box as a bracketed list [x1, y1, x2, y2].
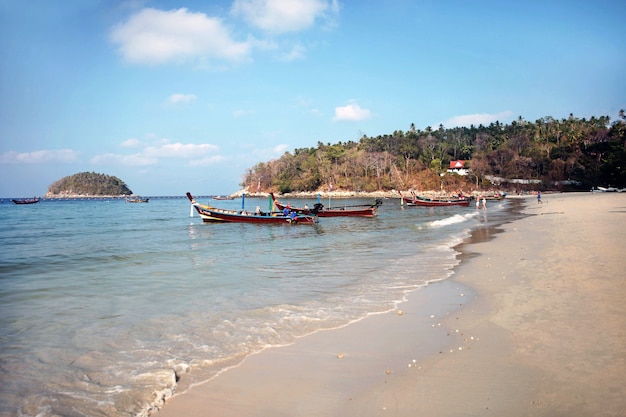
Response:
[0, 195, 518, 417]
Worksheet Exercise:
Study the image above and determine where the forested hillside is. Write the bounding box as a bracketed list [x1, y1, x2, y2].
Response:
[243, 112, 626, 193]
[47, 172, 133, 196]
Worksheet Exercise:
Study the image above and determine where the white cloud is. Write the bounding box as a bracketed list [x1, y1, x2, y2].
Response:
[274, 144, 290, 154]
[445, 111, 514, 127]
[121, 138, 143, 148]
[144, 142, 219, 158]
[0, 149, 80, 164]
[169, 93, 197, 104]
[110, 8, 251, 65]
[232, 0, 339, 34]
[233, 108, 255, 118]
[278, 43, 307, 61]
[333, 103, 371, 121]
[91, 139, 220, 167]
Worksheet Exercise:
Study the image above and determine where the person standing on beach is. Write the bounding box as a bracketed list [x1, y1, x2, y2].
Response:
[476, 198, 480, 209]
[482, 197, 487, 210]
[537, 191, 542, 204]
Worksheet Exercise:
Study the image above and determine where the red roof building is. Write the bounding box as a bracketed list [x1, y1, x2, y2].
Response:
[447, 160, 469, 175]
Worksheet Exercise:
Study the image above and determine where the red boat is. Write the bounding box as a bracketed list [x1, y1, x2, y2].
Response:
[186, 193, 317, 224]
[269, 193, 381, 217]
[400, 191, 471, 207]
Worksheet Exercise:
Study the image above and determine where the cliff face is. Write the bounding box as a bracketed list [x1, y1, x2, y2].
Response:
[46, 172, 133, 197]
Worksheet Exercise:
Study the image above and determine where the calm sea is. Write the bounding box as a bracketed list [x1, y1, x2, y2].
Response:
[0, 195, 515, 417]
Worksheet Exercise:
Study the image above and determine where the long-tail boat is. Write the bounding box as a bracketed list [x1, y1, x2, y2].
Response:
[125, 196, 149, 203]
[480, 192, 507, 201]
[400, 191, 471, 207]
[269, 193, 382, 217]
[186, 193, 318, 224]
[11, 197, 40, 205]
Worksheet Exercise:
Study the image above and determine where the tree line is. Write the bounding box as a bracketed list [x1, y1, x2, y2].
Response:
[243, 112, 626, 193]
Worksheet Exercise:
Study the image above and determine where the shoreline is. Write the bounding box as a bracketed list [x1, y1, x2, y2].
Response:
[234, 189, 516, 199]
[152, 198, 518, 417]
[155, 192, 626, 417]
[26, 189, 566, 201]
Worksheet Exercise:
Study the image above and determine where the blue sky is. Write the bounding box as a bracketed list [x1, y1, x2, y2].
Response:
[1, 0, 624, 197]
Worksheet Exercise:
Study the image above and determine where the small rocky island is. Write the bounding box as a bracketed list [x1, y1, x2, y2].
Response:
[45, 172, 133, 198]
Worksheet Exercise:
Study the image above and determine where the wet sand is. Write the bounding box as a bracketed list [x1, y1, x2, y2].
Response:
[156, 192, 626, 417]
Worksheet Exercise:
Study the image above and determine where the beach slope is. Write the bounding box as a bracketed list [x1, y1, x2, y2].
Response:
[157, 192, 626, 417]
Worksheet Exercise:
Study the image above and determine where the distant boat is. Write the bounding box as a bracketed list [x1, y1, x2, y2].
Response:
[594, 186, 619, 192]
[11, 197, 40, 205]
[125, 196, 149, 203]
[187, 192, 317, 224]
[211, 195, 235, 200]
[481, 192, 507, 201]
[270, 193, 381, 217]
[400, 191, 471, 207]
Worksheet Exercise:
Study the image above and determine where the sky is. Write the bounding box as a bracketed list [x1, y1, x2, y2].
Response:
[1, 0, 624, 197]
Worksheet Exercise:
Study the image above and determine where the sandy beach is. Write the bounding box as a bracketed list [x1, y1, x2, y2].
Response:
[156, 192, 626, 417]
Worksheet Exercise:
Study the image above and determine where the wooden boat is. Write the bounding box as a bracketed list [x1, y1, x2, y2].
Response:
[211, 195, 235, 200]
[400, 191, 471, 207]
[186, 193, 317, 224]
[481, 193, 506, 201]
[270, 193, 381, 217]
[594, 186, 619, 192]
[11, 197, 40, 205]
[126, 196, 149, 203]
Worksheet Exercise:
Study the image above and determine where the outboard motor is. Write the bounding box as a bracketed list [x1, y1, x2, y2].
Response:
[312, 203, 324, 214]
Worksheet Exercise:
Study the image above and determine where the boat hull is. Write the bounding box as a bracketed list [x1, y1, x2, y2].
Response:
[187, 193, 317, 224]
[311, 208, 377, 217]
[11, 198, 40, 205]
[270, 193, 379, 217]
[402, 197, 471, 207]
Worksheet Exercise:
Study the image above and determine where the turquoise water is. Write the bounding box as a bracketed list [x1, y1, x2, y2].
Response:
[0, 196, 514, 417]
